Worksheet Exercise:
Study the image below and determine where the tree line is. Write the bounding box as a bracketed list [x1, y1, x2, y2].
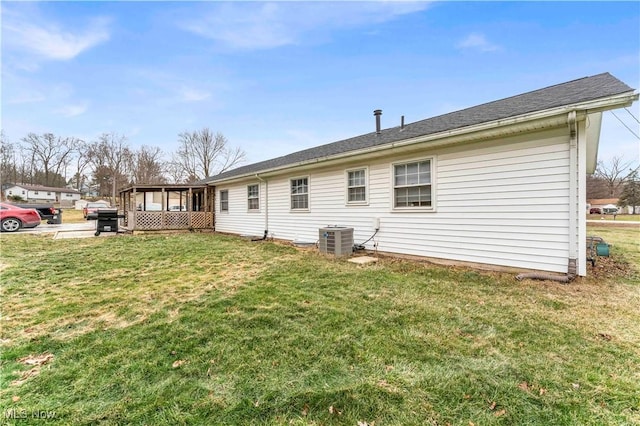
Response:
[0, 128, 245, 200]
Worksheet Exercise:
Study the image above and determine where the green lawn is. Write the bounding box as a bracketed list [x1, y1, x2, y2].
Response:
[587, 213, 640, 222]
[1, 230, 639, 425]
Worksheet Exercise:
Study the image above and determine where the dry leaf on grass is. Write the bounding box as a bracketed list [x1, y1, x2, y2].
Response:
[11, 367, 42, 386]
[518, 381, 530, 392]
[328, 405, 342, 415]
[302, 404, 310, 416]
[18, 352, 54, 366]
[494, 409, 506, 417]
[597, 333, 613, 341]
[172, 359, 187, 368]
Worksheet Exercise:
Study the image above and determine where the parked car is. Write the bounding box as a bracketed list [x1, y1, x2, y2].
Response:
[589, 207, 602, 214]
[9, 203, 57, 221]
[0, 203, 42, 232]
[83, 202, 111, 219]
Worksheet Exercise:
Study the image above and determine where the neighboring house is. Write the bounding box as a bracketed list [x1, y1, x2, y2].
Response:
[587, 198, 621, 214]
[201, 72, 637, 277]
[4, 184, 82, 206]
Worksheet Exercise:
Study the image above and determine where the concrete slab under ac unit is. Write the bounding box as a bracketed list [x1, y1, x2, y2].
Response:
[348, 256, 378, 265]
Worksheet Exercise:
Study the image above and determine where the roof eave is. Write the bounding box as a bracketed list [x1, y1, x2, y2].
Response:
[206, 90, 638, 185]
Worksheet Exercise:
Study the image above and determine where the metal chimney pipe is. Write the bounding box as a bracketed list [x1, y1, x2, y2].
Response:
[374, 109, 382, 134]
[401, 115, 405, 130]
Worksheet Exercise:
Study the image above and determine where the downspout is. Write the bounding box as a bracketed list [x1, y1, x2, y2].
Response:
[255, 174, 269, 240]
[516, 111, 578, 283]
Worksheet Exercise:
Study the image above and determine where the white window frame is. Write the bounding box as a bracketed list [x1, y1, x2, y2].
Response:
[247, 184, 260, 212]
[391, 157, 436, 211]
[219, 189, 229, 213]
[290, 176, 309, 211]
[345, 167, 369, 206]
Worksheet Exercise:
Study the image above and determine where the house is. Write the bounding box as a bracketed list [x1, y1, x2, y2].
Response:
[3, 184, 82, 206]
[197, 73, 637, 277]
[587, 198, 621, 214]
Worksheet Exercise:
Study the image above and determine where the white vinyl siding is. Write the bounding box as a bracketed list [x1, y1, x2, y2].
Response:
[215, 182, 265, 235]
[213, 127, 583, 275]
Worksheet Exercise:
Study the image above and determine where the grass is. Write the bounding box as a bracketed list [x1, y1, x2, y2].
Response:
[59, 209, 86, 224]
[0, 228, 639, 425]
[587, 214, 640, 222]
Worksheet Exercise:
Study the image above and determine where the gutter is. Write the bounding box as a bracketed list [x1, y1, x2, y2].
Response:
[205, 91, 638, 185]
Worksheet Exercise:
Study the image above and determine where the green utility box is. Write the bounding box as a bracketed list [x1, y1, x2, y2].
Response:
[596, 242, 610, 257]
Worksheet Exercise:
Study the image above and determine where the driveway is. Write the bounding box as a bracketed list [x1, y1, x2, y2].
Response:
[2, 221, 124, 239]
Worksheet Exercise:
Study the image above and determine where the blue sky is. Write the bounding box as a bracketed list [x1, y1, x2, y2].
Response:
[2, 1, 639, 169]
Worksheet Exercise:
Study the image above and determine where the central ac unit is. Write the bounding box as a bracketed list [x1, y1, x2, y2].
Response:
[318, 226, 354, 257]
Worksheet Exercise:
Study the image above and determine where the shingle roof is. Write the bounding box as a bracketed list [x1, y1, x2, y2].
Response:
[202, 72, 635, 183]
[12, 184, 81, 193]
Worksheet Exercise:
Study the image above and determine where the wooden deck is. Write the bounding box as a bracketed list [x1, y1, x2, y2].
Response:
[118, 184, 215, 232]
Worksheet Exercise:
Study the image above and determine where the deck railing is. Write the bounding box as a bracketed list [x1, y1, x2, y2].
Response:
[125, 211, 213, 231]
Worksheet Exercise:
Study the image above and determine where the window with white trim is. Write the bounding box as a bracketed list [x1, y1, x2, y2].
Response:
[393, 159, 432, 208]
[220, 190, 229, 212]
[347, 169, 367, 204]
[290, 177, 309, 210]
[247, 184, 259, 210]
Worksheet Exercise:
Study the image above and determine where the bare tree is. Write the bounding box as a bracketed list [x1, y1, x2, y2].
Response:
[88, 133, 133, 203]
[130, 145, 166, 184]
[165, 161, 186, 184]
[21, 133, 77, 186]
[0, 131, 17, 185]
[172, 128, 245, 182]
[594, 156, 639, 197]
[71, 139, 91, 192]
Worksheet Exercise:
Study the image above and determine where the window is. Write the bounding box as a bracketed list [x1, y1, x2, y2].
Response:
[34, 191, 39, 195]
[47, 192, 52, 195]
[290, 177, 309, 210]
[247, 184, 259, 210]
[220, 190, 229, 212]
[393, 159, 433, 208]
[347, 168, 367, 204]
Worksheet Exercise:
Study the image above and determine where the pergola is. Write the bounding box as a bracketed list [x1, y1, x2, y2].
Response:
[118, 184, 214, 232]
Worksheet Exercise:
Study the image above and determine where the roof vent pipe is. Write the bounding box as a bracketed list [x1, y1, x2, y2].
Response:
[401, 115, 405, 130]
[374, 109, 382, 134]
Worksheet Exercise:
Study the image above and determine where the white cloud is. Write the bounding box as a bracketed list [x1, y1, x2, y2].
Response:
[55, 103, 89, 117]
[178, 2, 431, 50]
[2, 4, 111, 62]
[456, 32, 501, 52]
[180, 88, 211, 102]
